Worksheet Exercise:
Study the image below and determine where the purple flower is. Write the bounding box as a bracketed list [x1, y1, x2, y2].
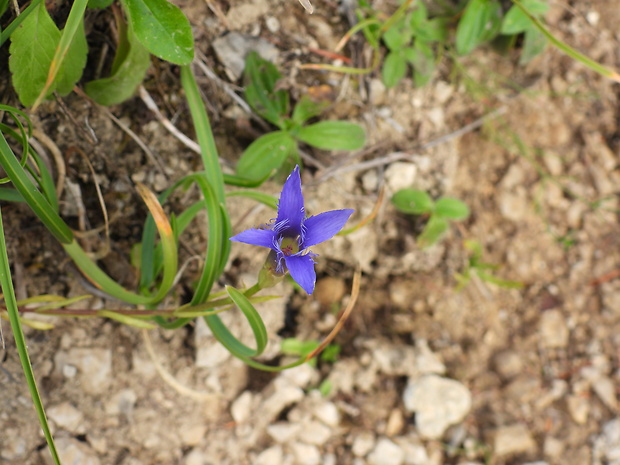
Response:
[230, 166, 354, 294]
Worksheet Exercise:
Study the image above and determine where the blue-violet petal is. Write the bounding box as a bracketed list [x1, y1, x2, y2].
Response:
[276, 166, 305, 236]
[284, 253, 317, 294]
[302, 209, 354, 248]
[230, 228, 277, 249]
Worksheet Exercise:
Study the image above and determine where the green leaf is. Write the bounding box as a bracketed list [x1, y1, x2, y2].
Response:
[414, 17, 449, 43]
[236, 131, 297, 181]
[519, 25, 547, 64]
[434, 197, 470, 219]
[55, 18, 88, 95]
[206, 286, 269, 358]
[226, 190, 278, 210]
[501, 0, 549, 35]
[88, 0, 114, 8]
[382, 16, 411, 51]
[121, 0, 194, 65]
[297, 121, 366, 151]
[455, 0, 502, 55]
[85, 20, 151, 105]
[382, 51, 407, 88]
[244, 52, 289, 127]
[8, 1, 60, 106]
[417, 214, 449, 248]
[391, 189, 434, 214]
[291, 96, 329, 126]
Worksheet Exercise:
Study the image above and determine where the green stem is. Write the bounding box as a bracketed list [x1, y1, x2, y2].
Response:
[511, 0, 620, 82]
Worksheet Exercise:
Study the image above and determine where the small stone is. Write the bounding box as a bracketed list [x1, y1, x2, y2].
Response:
[55, 348, 112, 395]
[367, 438, 405, 465]
[265, 17, 280, 33]
[314, 402, 340, 427]
[393, 437, 429, 465]
[184, 449, 206, 465]
[212, 33, 278, 80]
[47, 402, 85, 434]
[593, 418, 620, 465]
[384, 162, 418, 193]
[105, 389, 138, 417]
[493, 424, 536, 457]
[539, 310, 569, 348]
[543, 436, 564, 459]
[369, 79, 387, 106]
[362, 170, 379, 192]
[314, 277, 346, 306]
[267, 422, 302, 443]
[567, 395, 589, 424]
[291, 442, 321, 465]
[352, 432, 375, 457]
[231, 391, 253, 424]
[42, 437, 100, 465]
[492, 350, 523, 380]
[403, 375, 471, 439]
[593, 377, 618, 412]
[385, 409, 405, 436]
[300, 421, 332, 446]
[256, 445, 284, 465]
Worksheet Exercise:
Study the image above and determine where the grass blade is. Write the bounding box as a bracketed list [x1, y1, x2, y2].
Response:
[0, 206, 61, 464]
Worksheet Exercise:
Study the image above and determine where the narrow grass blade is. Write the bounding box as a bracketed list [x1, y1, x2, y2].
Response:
[511, 0, 620, 82]
[0, 207, 61, 464]
[0, 0, 43, 46]
[0, 131, 73, 244]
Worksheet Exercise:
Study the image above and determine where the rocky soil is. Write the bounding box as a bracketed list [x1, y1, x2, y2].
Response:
[1, 0, 620, 465]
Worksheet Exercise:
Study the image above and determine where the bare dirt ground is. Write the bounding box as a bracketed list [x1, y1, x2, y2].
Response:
[1, 1, 620, 464]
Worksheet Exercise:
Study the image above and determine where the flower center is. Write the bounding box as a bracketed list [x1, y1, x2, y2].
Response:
[280, 236, 300, 256]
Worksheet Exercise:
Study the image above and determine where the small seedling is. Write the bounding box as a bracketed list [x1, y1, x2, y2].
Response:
[455, 240, 523, 290]
[380, 2, 447, 88]
[391, 188, 469, 248]
[236, 52, 366, 182]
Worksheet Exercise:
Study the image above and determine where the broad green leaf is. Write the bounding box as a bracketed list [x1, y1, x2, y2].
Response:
[520, 25, 547, 64]
[244, 52, 289, 127]
[435, 197, 470, 219]
[410, 2, 428, 29]
[8, 1, 60, 106]
[417, 214, 449, 248]
[501, 0, 549, 35]
[236, 131, 297, 181]
[291, 96, 329, 126]
[382, 16, 410, 51]
[391, 189, 434, 214]
[297, 121, 366, 151]
[85, 21, 151, 105]
[382, 51, 407, 88]
[455, 0, 502, 55]
[414, 17, 449, 43]
[121, 0, 194, 65]
[55, 18, 88, 95]
[88, 0, 114, 8]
